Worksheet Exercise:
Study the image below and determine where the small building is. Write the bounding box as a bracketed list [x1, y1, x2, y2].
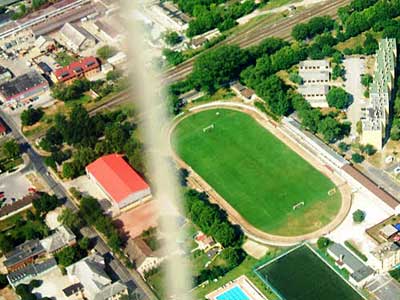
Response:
[107, 51, 127, 67]
[300, 71, 330, 85]
[298, 59, 330, 108]
[0, 118, 7, 136]
[0, 70, 49, 104]
[299, 59, 330, 71]
[93, 20, 123, 44]
[194, 232, 215, 251]
[35, 35, 55, 52]
[86, 154, 151, 209]
[40, 225, 76, 254]
[51, 56, 101, 85]
[101, 63, 113, 74]
[327, 243, 374, 287]
[7, 258, 57, 288]
[371, 242, 400, 271]
[0, 66, 12, 83]
[67, 253, 128, 300]
[62, 283, 84, 299]
[37, 61, 52, 75]
[298, 85, 329, 108]
[60, 22, 97, 52]
[125, 238, 164, 277]
[379, 224, 398, 240]
[231, 81, 257, 102]
[4, 239, 46, 272]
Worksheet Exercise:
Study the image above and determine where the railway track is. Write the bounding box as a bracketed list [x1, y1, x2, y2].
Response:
[163, 0, 351, 83]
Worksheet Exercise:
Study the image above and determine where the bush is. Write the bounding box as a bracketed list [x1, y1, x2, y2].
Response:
[317, 237, 331, 250]
[97, 45, 117, 60]
[21, 107, 44, 126]
[164, 31, 182, 46]
[352, 209, 365, 223]
[351, 153, 364, 163]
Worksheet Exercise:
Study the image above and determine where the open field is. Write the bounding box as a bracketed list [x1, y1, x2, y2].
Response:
[172, 109, 341, 236]
[256, 245, 363, 300]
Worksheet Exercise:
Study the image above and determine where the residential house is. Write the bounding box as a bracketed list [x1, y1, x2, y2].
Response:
[40, 225, 76, 254]
[3, 240, 46, 272]
[51, 56, 101, 85]
[125, 238, 164, 277]
[67, 253, 128, 300]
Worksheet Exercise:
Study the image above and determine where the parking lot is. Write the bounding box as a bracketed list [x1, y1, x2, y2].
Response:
[367, 274, 400, 300]
[0, 162, 31, 205]
[343, 57, 366, 138]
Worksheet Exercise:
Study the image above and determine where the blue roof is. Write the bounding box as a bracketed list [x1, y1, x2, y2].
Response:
[394, 223, 400, 231]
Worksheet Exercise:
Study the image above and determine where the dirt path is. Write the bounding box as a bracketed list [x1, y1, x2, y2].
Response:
[169, 102, 352, 246]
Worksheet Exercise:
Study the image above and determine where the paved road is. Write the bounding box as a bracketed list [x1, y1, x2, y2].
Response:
[0, 109, 157, 300]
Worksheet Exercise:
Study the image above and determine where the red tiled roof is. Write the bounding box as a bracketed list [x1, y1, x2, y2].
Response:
[86, 154, 149, 203]
[53, 56, 99, 83]
[0, 120, 6, 133]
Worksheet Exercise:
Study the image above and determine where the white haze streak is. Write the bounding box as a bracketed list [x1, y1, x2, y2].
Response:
[123, 1, 193, 299]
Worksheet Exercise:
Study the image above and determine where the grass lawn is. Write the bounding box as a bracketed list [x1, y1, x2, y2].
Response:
[55, 51, 77, 67]
[256, 245, 363, 300]
[173, 109, 341, 236]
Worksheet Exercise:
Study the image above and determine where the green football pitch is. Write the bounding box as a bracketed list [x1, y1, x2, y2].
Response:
[256, 245, 363, 300]
[172, 108, 341, 236]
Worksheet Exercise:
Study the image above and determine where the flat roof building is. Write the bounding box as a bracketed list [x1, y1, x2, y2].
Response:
[86, 154, 151, 209]
[327, 243, 374, 287]
[0, 70, 48, 104]
[361, 38, 397, 150]
[298, 85, 329, 108]
[298, 59, 330, 108]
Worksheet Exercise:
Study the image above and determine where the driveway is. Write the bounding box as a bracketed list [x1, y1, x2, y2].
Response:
[343, 57, 366, 137]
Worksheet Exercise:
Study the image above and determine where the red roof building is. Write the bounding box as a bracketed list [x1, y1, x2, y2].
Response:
[51, 56, 100, 85]
[0, 119, 7, 135]
[86, 154, 151, 209]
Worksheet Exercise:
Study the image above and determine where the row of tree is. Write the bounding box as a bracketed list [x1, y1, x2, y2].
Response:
[186, 0, 257, 37]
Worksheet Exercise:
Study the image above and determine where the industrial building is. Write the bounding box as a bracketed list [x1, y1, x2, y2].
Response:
[59, 22, 97, 52]
[0, 70, 49, 104]
[361, 38, 397, 150]
[298, 59, 331, 108]
[86, 154, 151, 210]
[51, 56, 100, 85]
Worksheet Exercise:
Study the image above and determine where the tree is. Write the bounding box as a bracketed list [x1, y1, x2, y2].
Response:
[55, 246, 81, 267]
[352, 153, 364, 163]
[332, 64, 345, 80]
[33, 193, 59, 215]
[353, 209, 366, 223]
[21, 107, 44, 126]
[361, 74, 373, 87]
[163, 49, 185, 66]
[363, 33, 378, 55]
[97, 45, 117, 60]
[58, 208, 83, 229]
[219, 247, 245, 269]
[326, 87, 351, 109]
[338, 142, 349, 153]
[318, 117, 343, 143]
[3, 140, 21, 159]
[164, 31, 182, 46]
[361, 144, 376, 156]
[190, 45, 249, 93]
[317, 237, 331, 249]
[79, 237, 90, 250]
[106, 70, 122, 81]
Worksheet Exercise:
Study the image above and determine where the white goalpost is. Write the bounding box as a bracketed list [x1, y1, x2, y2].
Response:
[292, 201, 305, 210]
[203, 124, 214, 132]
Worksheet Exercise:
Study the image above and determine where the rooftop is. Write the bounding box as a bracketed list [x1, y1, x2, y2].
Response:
[60, 22, 96, 49]
[4, 239, 46, 269]
[53, 56, 100, 82]
[0, 71, 48, 100]
[7, 258, 57, 285]
[86, 154, 150, 203]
